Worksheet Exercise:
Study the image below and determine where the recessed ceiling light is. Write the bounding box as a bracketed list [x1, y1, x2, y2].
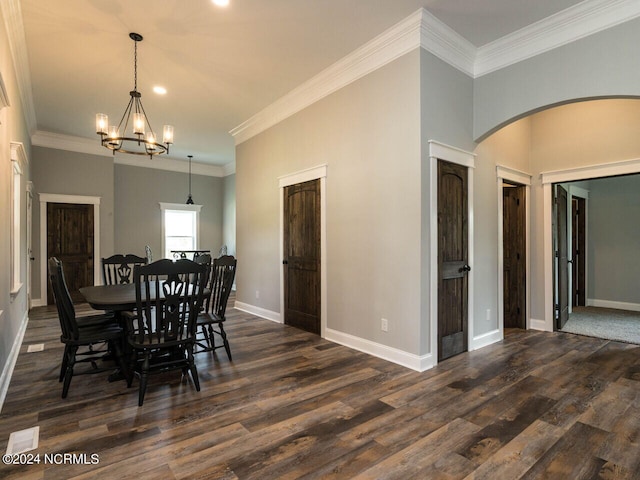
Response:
[212, 0, 229, 6]
[153, 86, 167, 95]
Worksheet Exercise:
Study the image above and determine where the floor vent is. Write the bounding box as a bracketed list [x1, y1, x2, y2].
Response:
[27, 344, 45, 353]
[6, 426, 39, 455]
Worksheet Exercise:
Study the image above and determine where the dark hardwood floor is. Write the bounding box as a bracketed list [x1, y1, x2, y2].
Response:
[1, 300, 640, 479]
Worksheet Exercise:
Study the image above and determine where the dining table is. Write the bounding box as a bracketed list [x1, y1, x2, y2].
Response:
[79, 282, 210, 382]
[79, 282, 210, 312]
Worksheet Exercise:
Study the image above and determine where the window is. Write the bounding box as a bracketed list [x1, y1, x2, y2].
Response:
[160, 203, 202, 259]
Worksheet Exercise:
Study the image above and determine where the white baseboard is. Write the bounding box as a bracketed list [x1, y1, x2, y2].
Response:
[325, 328, 434, 372]
[470, 329, 502, 350]
[31, 298, 46, 307]
[0, 311, 29, 413]
[234, 301, 282, 323]
[587, 299, 640, 312]
[530, 318, 550, 331]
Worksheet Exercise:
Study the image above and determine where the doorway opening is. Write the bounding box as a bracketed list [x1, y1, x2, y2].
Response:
[551, 173, 640, 344]
[38, 194, 101, 307]
[502, 181, 526, 329]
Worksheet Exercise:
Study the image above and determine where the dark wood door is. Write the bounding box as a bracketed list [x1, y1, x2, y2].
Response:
[283, 179, 321, 334]
[47, 203, 94, 304]
[556, 185, 569, 329]
[503, 184, 526, 329]
[571, 197, 586, 307]
[438, 160, 469, 361]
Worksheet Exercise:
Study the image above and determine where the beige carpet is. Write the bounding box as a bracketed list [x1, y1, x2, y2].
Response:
[561, 306, 640, 344]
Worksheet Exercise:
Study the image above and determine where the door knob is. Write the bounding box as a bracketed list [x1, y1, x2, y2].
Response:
[459, 264, 471, 273]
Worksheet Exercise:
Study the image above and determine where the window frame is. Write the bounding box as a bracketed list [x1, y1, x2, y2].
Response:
[159, 202, 202, 259]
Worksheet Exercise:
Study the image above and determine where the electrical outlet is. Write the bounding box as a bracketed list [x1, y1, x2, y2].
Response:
[256, 290, 260, 299]
[486, 309, 491, 321]
[381, 318, 389, 332]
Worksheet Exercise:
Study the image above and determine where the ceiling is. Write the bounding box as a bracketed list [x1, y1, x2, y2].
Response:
[19, 0, 586, 168]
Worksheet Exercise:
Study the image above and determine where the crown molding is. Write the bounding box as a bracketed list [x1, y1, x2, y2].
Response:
[31, 130, 228, 177]
[231, 8, 475, 145]
[223, 160, 236, 176]
[475, 0, 640, 76]
[420, 9, 476, 77]
[1, 0, 37, 134]
[232, 1, 640, 145]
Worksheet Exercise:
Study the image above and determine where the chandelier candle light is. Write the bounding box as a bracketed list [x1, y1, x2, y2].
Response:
[96, 33, 174, 158]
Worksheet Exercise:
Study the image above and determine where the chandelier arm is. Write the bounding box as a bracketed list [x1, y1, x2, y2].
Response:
[116, 95, 136, 133]
[137, 97, 157, 136]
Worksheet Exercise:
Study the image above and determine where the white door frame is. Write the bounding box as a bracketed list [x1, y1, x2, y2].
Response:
[541, 158, 640, 331]
[429, 141, 475, 366]
[278, 165, 328, 337]
[496, 166, 531, 335]
[38, 193, 101, 306]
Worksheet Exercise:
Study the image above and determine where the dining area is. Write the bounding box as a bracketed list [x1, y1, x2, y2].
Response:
[47, 250, 237, 406]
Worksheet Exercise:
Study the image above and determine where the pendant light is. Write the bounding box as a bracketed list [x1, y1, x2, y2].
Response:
[186, 155, 194, 204]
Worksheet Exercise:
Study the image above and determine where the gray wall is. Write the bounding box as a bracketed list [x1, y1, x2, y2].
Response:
[30, 148, 228, 301]
[420, 49, 475, 351]
[114, 164, 224, 260]
[587, 175, 640, 305]
[0, 5, 33, 406]
[476, 99, 640, 323]
[474, 17, 640, 141]
[237, 50, 423, 354]
[31, 147, 115, 300]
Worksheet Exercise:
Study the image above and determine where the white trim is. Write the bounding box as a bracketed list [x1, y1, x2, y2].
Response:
[231, 9, 475, 145]
[419, 9, 476, 76]
[587, 299, 640, 312]
[530, 318, 548, 331]
[231, 9, 424, 144]
[278, 164, 328, 188]
[496, 167, 532, 336]
[541, 157, 640, 185]
[496, 165, 532, 186]
[10, 143, 27, 298]
[325, 328, 434, 372]
[0, 310, 28, 413]
[470, 329, 502, 351]
[0, 72, 9, 109]
[159, 203, 203, 260]
[428, 141, 475, 365]
[159, 202, 203, 212]
[38, 194, 101, 305]
[279, 165, 328, 338]
[230, 2, 640, 145]
[0, 0, 36, 134]
[233, 302, 281, 323]
[541, 159, 640, 332]
[10, 141, 27, 168]
[475, 0, 640, 77]
[429, 141, 476, 168]
[31, 131, 228, 177]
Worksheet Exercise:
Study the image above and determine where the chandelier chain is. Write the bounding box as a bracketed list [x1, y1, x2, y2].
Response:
[133, 38, 138, 91]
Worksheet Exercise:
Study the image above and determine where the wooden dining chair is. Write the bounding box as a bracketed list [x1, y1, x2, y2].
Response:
[195, 255, 237, 360]
[124, 258, 208, 406]
[102, 254, 148, 285]
[48, 257, 130, 398]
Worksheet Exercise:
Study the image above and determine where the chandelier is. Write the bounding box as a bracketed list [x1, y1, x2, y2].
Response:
[95, 33, 173, 158]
